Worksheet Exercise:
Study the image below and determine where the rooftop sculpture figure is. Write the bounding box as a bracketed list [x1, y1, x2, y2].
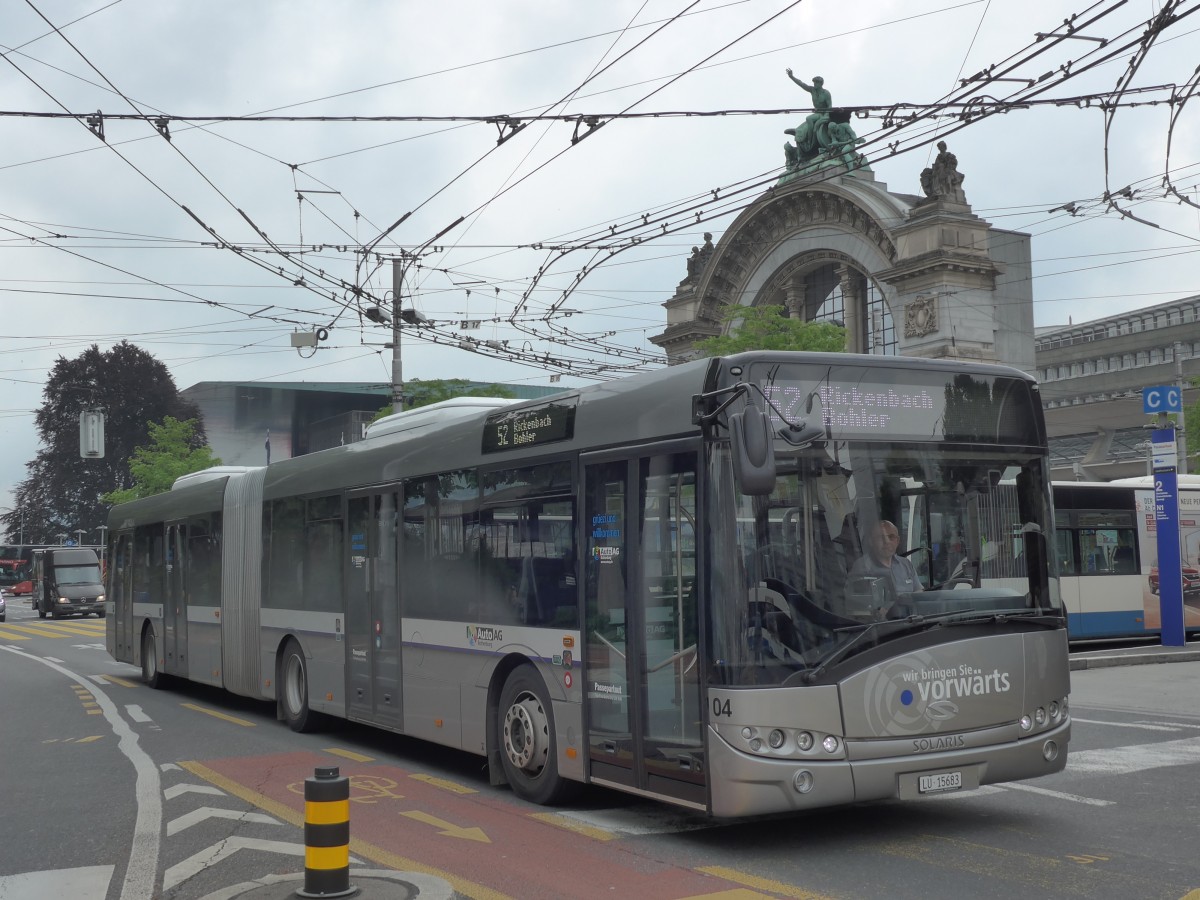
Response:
[781, 69, 870, 180]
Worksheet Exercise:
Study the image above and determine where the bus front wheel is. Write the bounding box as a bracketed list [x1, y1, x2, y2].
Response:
[142, 630, 162, 689]
[497, 667, 578, 806]
[279, 641, 317, 733]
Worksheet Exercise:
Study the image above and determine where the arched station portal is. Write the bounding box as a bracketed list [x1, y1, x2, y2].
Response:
[652, 166, 1034, 376]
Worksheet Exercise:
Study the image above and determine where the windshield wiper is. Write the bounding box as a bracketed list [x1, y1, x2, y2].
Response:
[800, 617, 925, 683]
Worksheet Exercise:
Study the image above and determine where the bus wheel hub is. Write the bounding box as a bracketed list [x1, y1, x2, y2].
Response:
[503, 692, 548, 773]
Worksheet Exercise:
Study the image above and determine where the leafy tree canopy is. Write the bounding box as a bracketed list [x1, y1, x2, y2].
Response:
[370, 378, 517, 422]
[103, 417, 222, 505]
[693, 305, 847, 357]
[2, 342, 205, 544]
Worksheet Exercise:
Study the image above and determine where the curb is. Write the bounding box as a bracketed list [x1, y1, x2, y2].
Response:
[197, 868, 455, 900]
[1069, 649, 1200, 670]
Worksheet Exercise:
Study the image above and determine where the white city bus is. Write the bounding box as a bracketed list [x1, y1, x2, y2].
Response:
[106, 351, 1070, 817]
[1051, 476, 1200, 639]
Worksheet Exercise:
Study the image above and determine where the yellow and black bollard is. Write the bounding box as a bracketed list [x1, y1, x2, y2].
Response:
[296, 765, 357, 898]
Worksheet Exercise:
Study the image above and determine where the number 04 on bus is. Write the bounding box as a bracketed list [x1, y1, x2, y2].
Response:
[104, 351, 1069, 817]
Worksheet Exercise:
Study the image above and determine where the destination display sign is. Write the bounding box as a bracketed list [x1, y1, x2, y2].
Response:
[750, 363, 1040, 445]
[482, 400, 577, 454]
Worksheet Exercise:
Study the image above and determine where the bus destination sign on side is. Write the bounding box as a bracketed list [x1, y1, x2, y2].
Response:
[482, 401, 577, 454]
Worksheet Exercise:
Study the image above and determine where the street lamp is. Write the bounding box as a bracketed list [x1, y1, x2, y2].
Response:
[75, 528, 87, 547]
[96, 525, 109, 564]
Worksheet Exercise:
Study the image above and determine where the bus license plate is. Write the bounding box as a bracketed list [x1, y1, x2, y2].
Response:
[918, 771, 962, 794]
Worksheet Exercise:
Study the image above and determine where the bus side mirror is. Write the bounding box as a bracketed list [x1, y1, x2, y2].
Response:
[730, 407, 776, 495]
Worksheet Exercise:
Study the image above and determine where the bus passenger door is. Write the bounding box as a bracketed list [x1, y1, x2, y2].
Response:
[163, 523, 188, 676]
[345, 489, 403, 728]
[109, 533, 135, 661]
[583, 451, 705, 809]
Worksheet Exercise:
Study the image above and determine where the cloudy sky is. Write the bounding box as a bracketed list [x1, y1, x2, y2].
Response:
[2, 0, 1198, 527]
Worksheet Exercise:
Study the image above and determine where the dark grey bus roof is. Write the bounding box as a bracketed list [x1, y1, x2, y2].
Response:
[108, 351, 1041, 521]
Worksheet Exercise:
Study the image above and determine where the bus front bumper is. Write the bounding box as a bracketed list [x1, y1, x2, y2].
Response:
[706, 718, 1071, 818]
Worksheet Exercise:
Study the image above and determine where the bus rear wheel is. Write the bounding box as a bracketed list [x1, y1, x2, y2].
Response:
[279, 641, 317, 733]
[498, 667, 578, 806]
[142, 630, 162, 689]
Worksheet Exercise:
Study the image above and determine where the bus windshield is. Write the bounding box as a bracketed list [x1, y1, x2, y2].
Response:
[708, 396, 1059, 687]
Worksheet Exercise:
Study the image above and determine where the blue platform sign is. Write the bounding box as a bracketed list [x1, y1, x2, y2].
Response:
[1143, 386, 1182, 414]
[1152, 428, 1186, 647]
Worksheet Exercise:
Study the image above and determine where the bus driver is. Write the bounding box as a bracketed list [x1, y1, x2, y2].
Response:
[849, 520, 924, 595]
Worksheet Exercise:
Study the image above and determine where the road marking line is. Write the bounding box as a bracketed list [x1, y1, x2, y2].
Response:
[410, 773, 477, 794]
[180, 702, 256, 727]
[325, 747, 374, 762]
[0, 634, 31, 641]
[103, 676, 138, 688]
[1072, 717, 1180, 732]
[165, 783, 226, 800]
[0, 866, 114, 897]
[76, 735, 103, 743]
[675, 890, 776, 899]
[180, 760, 514, 900]
[400, 809, 490, 843]
[696, 866, 838, 900]
[528, 811, 617, 841]
[1068, 735, 1200, 775]
[162, 837, 307, 892]
[1, 624, 64, 637]
[167, 807, 279, 836]
[0, 645, 161, 900]
[1002, 782, 1114, 806]
[126, 705, 152, 723]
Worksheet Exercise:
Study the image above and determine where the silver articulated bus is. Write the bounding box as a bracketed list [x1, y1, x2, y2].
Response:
[105, 351, 1070, 817]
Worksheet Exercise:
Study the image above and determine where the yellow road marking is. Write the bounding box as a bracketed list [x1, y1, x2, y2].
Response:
[180, 703, 256, 727]
[76, 735, 103, 743]
[180, 760, 514, 900]
[0, 632, 31, 641]
[528, 811, 617, 841]
[87, 709, 103, 715]
[676, 891, 778, 900]
[99, 676, 137, 688]
[697, 866, 840, 900]
[324, 748, 374, 762]
[47, 622, 105, 634]
[410, 773, 478, 795]
[1, 623, 64, 637]
[400, 810, 490, 843]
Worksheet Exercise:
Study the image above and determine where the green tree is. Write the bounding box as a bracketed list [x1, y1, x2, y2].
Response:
[693, 304, 847, 357]
[370, 378, 517, 421]
[103, 417, 222, 505]
[2, 342, 206, 544]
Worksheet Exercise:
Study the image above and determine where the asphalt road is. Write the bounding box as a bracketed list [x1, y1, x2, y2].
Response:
[2, 595, 1198, 900]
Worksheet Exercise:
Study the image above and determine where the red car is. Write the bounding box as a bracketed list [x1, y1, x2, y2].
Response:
[1148, 565, 1200, 595]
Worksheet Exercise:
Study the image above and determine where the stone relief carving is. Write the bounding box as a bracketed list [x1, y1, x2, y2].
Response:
[904, 295, 939, 337]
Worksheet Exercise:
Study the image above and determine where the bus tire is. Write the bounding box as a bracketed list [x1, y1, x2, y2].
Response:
[279, 641, 317, 733]
[38, 605, 46, 619]
[142, 629, 162, 689]
[498, 666, 578, 806]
